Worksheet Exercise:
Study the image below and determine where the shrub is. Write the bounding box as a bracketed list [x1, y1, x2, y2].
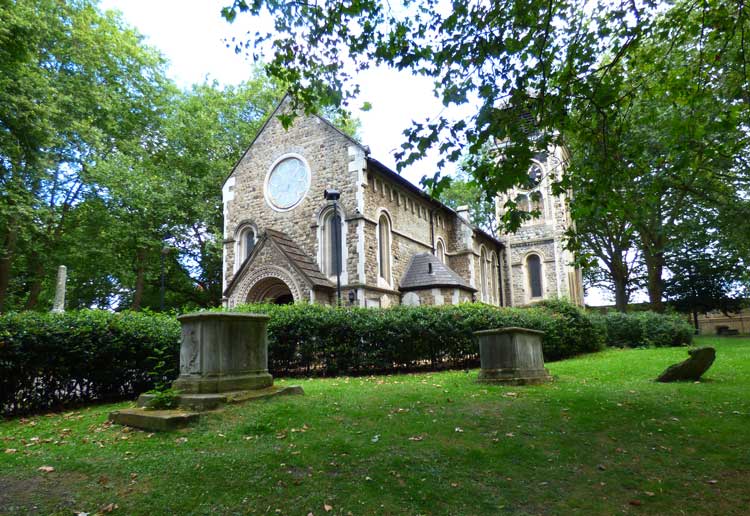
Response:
[230, 300, 605, 376]
[0, 310, 180, 416]
[601, 311, 693, 348]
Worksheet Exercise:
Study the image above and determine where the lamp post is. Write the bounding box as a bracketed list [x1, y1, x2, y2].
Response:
[324, 189, 342, 306]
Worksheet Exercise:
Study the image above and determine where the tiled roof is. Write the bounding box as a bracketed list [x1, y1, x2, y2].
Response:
[399, 253, 476, 292]
[264, 229, 334, 289]
[224, 229, 334, 298]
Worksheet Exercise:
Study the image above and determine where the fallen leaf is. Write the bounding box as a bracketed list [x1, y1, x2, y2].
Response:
[629, 500, 642, 506]
[371, 435, 380, 443]
[324, 504, 333, 512]
[644, 491, 655, 497]
[707, 479, 718, 484]
[38, 466, 55, 473]
[4, 449, 17, 454]
[455, 427, 464, 433]
[99, 502, 119, 513]
[408, 436, 423, 441]
[505, 432, 514, 438]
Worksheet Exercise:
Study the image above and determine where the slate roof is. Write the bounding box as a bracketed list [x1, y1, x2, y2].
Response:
[223, 229, 334, 298]
[264, 229, 334, 289]
[400, 253, 476, 292]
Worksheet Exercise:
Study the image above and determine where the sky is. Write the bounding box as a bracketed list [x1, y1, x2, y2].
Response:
[99, 0, 610, 306]
[99, 0, 460, 187]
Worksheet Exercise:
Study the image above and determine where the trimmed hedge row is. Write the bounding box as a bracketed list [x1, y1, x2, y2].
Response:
[0, 310, 179, 416]
[592, 311, 694, 348]
[1, 301, 693, 416]
[231, 299, 606, 376]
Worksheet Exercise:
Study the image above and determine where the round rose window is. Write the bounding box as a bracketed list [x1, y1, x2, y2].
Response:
[265, 157, 311, 211]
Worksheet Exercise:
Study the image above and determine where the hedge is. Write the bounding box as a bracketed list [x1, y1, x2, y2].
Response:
[0, 310, 179, 416]
[1, 301, 693, 416]
[592, 311, 694, 348]
[230, 299, 606, 377]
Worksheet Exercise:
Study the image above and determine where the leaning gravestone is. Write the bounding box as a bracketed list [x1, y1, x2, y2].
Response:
[656, 347, 716, 382]
[110, 312, 302, 430]
[474, 327, 552, 385]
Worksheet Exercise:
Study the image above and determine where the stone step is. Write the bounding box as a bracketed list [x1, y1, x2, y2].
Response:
[109, 409, 199, 432]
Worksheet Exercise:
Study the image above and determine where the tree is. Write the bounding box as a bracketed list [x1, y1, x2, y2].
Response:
[435, 167, 497, 237]
[561, 1, 750, 311]
[221, 0, 664, 202]
[665, 237, 748, 331]
[222, 0, 750, 313]
[0, 0, 169, 311]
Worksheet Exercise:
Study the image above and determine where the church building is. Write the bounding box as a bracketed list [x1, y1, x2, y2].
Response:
[221, 96, 583, 308]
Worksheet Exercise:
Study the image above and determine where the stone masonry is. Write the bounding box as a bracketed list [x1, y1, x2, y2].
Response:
[222, 95, 581, 308]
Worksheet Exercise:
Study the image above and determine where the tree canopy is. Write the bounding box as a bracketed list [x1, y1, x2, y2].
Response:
[220, 0, 749, 310]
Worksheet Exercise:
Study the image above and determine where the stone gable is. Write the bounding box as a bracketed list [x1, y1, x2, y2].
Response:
[222, 96, 580, 308]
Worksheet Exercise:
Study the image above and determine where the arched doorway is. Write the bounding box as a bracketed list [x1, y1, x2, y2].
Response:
[247, 277, 295, 305]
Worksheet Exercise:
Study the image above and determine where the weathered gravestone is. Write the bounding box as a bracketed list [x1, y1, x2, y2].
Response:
[474, 327, 552, 385]
[656, 347, 716, 382]
[110, 312, 302, 430]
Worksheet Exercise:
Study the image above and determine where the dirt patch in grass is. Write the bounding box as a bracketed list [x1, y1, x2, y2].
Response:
[0, 472, 88, 514]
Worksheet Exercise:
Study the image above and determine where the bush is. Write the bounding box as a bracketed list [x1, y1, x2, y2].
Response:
[0, 310, 180, 416]
[230, 300, 605, 376]
[1, 302, 692, 416]
[600, 311, 693, 348]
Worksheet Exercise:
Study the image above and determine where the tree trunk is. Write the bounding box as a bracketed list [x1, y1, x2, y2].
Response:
[0, 225, 18, 312]
[643, 251, 665, 313]
[610, 258, 630, 312]
[692, 309, 699, 332]
[613, 275, 628, 312]
[131, 248, 147, 311]
[23, 257, 45, 310]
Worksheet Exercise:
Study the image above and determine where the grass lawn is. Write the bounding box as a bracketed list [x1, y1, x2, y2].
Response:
[1, 336, 749, 516]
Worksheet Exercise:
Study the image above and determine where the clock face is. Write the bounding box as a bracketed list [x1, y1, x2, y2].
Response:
[265, 157, 311, 210]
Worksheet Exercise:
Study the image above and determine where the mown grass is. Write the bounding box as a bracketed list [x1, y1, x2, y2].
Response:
[1, 336, 749, 515]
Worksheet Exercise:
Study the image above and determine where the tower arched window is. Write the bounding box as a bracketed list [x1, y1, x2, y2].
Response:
[377, 213, 392, 283]
[530, 191, 543, 216]
[527, 254, 543, 299]
[320, 208, 345, 277]
[516, 193, 530, 213]
[436, 238, 446, 264]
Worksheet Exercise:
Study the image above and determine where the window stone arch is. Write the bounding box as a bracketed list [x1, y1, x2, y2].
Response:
[526, 253, 544, 300]
[376, 210, 392, 286]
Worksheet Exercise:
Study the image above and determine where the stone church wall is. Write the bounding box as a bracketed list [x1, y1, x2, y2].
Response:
[223, 99, 361, 295]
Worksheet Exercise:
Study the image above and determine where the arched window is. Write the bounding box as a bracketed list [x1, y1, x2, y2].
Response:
[436, 238, 446, 264]
[242, 227, 256, 260]
[490, 252, 499, 304]
[377, 213, 391, 283]
[235, 225, 257, 271]
[516, 193, 530, 212]
[320, 208, 344, 277]
[479, 247, 488, 302]
[527, 254, 543, 299]
[530, 191, 543, 216]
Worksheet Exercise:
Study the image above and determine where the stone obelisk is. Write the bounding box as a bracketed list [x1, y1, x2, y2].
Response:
[51, 265, 67, 313]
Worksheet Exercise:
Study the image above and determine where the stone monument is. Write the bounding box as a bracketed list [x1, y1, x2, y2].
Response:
[657, 347, 716, 382]
[112, 312, 302, 430]
[172, 312, 274, 393]
[51, 265, 66, 313]
[474, 327, 552, 385]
